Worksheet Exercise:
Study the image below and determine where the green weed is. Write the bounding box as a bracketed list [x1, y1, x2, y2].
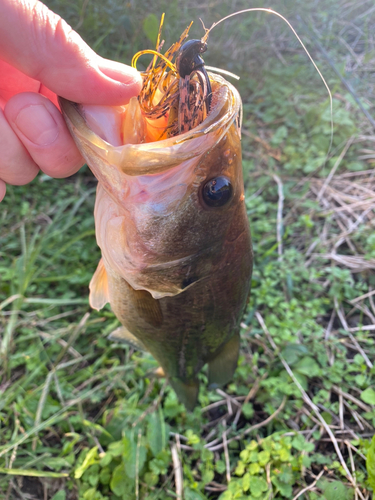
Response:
[1, 1, 375, 499]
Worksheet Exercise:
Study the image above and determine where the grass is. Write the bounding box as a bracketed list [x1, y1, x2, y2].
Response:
[1, 0, 375, 499]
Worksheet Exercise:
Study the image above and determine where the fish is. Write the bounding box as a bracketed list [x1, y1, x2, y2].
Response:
[59, 23, 253, 410]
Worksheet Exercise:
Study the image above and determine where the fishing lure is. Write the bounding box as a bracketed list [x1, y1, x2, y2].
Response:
[176, 38, 212, 121]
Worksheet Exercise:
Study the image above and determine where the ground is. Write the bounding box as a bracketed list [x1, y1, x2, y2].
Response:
[1, 1, 375, 499]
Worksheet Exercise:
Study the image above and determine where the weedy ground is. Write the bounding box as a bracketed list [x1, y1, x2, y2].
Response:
[1, 0, 375, 499]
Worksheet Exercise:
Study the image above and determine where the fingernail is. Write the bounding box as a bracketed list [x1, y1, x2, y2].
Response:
[15, 104, 59, 146]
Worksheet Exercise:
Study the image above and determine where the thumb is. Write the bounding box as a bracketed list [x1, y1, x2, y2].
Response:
[0, 0, 142, 105]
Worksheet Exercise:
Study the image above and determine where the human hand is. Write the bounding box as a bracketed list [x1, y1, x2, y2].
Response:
[0, 0, 142, 202]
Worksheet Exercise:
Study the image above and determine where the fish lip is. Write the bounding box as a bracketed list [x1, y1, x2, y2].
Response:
[58, 74, 242, 177]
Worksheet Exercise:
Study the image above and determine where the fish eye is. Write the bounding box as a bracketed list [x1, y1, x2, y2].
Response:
[202, 176, 233, 208]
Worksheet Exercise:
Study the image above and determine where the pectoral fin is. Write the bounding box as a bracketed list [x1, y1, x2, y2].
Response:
[170, 377, 199, 412]
[208, 332, 240, 389]
[89, 259, 109, 311]
[108, 326, 146, 351]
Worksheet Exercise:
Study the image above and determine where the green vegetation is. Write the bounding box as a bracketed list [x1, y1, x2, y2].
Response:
[1, 0, 375, 498]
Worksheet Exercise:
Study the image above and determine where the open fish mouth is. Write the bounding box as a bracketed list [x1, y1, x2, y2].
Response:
[59, 78, 240, 177]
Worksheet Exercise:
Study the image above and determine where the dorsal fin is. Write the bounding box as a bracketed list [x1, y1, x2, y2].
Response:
[89, 259, 110, 310]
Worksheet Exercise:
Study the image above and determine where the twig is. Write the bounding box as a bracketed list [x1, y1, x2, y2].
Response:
[335, 298, 373, 369]
[301, 406, 330, 429]
[206, 397, 286, 452]
[350, 289, 375, 304]
[171, 441, 183, 500]
[349, 325, 375, 332]
[266, 462, 273, 498]
[204, 481, 227, 493]
[348, 302, 375, 326]
[346, 443, 365, 500]
[344, 400, 365, 432]
[344, 440, 366, 461]
[348, 442, 355, 475]
[201, 399, 231, 413]
[8, 443, 18, 471]
[223, 420, 231, 484]
[233, 373, 267, 426]
[216, 388, 240, 415]
[291, 469, 324, 500]
[332, 386, 373, 415]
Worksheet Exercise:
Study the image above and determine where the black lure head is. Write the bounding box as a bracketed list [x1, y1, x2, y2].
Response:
[176, 39, 208, 78]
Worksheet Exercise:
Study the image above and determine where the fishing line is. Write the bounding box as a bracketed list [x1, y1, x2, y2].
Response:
[204, 66, 240, 80]
[203, 8, 334, 161]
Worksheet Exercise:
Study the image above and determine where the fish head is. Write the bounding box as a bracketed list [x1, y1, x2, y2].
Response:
[59, 75, 250, 300]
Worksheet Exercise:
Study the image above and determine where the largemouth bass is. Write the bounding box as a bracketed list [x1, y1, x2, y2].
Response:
[59, 25, 252, 410]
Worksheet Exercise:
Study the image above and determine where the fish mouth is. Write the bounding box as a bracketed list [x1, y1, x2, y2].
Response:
[58, 75, 241, 178]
